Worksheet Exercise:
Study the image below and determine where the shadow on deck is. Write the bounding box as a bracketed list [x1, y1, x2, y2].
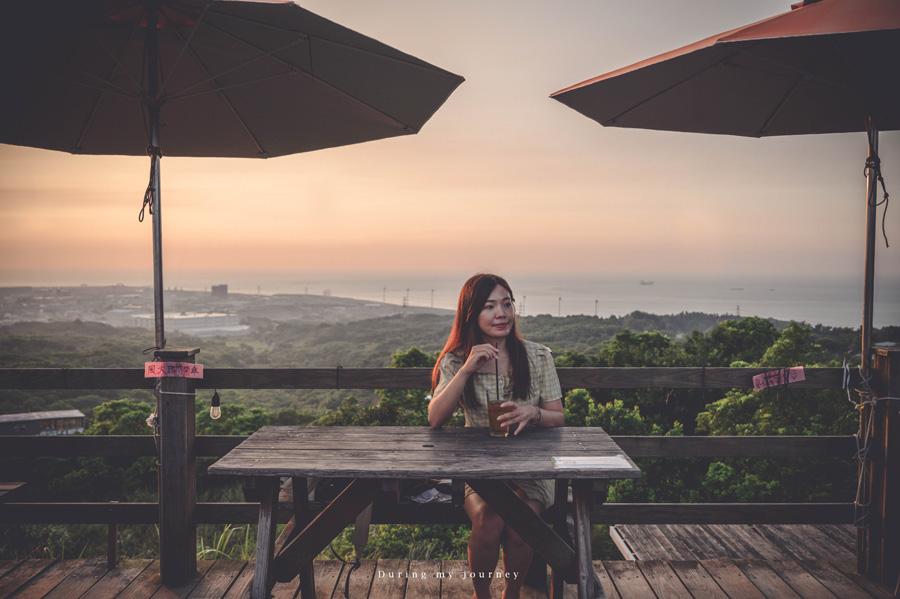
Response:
[0, 557, 894, 599]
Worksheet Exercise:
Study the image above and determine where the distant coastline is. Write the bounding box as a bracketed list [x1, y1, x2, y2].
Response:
[2, 272, 899, 329]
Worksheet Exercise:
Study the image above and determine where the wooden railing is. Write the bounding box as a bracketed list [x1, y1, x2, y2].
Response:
[0, 364, 858, 390]
[0, 432, 859, 523]
[1, 350, 897, 587]
[0, 433, 859, 526]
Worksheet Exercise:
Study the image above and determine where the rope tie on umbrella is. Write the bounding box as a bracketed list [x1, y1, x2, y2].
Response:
[864, 133, 890, 248]
[139, 184, 153, 222]
[138, 146, 163, 223]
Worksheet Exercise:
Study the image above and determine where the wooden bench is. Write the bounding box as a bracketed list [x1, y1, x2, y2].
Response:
[243, 476, 602, 524]
[0, 483, 25, 504]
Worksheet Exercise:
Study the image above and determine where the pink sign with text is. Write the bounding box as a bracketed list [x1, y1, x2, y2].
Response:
[144, 362, 204, 379]
[752, 367, 805, 391]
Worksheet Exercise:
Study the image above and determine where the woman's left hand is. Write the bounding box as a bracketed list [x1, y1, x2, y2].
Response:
[500, 403, 540, 436]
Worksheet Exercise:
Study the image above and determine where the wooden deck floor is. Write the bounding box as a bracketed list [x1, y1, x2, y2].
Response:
[0, 557, 894, 599]
[610, 524, 858, 562]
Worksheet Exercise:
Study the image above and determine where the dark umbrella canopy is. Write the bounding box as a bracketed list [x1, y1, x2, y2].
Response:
[552, 0, 898, 372]
[0, 0, 463, 349]
[552, 0, 899, 137]
[0, 0, 463, 157]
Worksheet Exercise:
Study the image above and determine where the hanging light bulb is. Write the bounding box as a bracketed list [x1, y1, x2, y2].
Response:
[210, 390, 222, 420]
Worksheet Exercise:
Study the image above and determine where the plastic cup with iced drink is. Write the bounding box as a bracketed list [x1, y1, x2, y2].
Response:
[488, 390, 514, 437]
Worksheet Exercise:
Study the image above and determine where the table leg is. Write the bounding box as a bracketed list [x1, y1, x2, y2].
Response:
[251, 478, 280, 599]
[572, 480, 606, 599]
[550, 479, 570, 599]
[292, 477, 316, 599]
[268, 478, 317, 599]
[274, 478, 380, 583]
[465, 479, 578, 584]
[353, 501, 374, 558]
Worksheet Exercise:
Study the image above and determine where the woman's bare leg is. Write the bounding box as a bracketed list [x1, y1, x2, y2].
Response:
[464, 492, 505, 599]
[500, 492, 544, 599]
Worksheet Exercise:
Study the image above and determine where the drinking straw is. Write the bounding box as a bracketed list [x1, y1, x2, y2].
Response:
[495, 342, 500, 403]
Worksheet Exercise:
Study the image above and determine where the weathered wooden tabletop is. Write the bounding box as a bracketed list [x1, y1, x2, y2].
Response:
[207, 425, 641, 480]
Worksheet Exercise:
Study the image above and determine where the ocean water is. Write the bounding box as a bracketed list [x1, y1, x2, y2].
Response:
[3, 269, 897, 328]
[201, 271, 898, 329]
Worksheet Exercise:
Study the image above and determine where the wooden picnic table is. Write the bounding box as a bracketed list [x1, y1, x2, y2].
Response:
[208, 426, 641, 599]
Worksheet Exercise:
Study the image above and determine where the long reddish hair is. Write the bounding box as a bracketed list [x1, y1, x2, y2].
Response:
[431, 274, 530, 408]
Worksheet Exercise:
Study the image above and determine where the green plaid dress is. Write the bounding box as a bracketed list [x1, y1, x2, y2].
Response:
[434, 339, 563, 509]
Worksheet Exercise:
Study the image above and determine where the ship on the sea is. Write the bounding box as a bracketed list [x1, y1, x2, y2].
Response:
[639, 280, 654, 285]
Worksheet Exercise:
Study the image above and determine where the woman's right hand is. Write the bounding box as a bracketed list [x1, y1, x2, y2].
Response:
[461, 343, 499, 375]
[430, 343, 499, 429]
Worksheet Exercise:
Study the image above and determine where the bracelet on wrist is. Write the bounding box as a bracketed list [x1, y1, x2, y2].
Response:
[535, 406, 542, 425]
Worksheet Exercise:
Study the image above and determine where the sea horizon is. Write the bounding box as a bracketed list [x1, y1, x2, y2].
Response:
[2, 269, 898, 329]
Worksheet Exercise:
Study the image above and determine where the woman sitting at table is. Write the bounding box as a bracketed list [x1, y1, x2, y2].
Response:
[429, 273, 564, 599]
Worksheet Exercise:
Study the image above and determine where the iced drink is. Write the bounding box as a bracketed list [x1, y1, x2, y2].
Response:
[488, 391, 514, 437]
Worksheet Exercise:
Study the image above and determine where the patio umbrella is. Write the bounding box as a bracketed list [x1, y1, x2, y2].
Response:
[0, 0, 463, 350]
[551, 0, 898, 373]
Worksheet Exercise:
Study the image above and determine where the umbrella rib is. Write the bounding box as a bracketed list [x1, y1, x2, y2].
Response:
[166, 27, 269, 156]
[73, 20, 145, 153]
[73, 15, 145, 94]
[175, 18, 417, 131]
[55, 55, 142, 101]
[756, 48, 830, 137]
[603, 50, 745, 125]
[210, 8, 449, 76]
[607, 39, 860, 129]
[167, 36, 308, 99]
[169, 70, 298, 101]
[159, 2, 213, 93]
[310, 34, 453, 76]
[53, 74, 137, 101]
[828, 39, 867, 89]
[734, 46, 858, 95]
[758, 78, 802, 137]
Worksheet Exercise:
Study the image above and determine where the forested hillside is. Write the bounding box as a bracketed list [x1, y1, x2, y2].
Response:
[2, 311, 893, 417]
[1, 312, 895, 561]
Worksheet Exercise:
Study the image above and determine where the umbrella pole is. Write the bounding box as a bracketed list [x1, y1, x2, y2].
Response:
[150, 121, 164, 351]
[147, 4, 165, 351]
[862, 117, 879, 375]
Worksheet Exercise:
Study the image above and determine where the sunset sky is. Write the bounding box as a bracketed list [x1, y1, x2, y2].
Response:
[1, 0, 897, 293]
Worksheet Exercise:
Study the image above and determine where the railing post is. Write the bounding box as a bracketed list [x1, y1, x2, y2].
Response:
[156, 347, 200, 585]
[107, 501, 118, 569]
[862, 348, 900, 587]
